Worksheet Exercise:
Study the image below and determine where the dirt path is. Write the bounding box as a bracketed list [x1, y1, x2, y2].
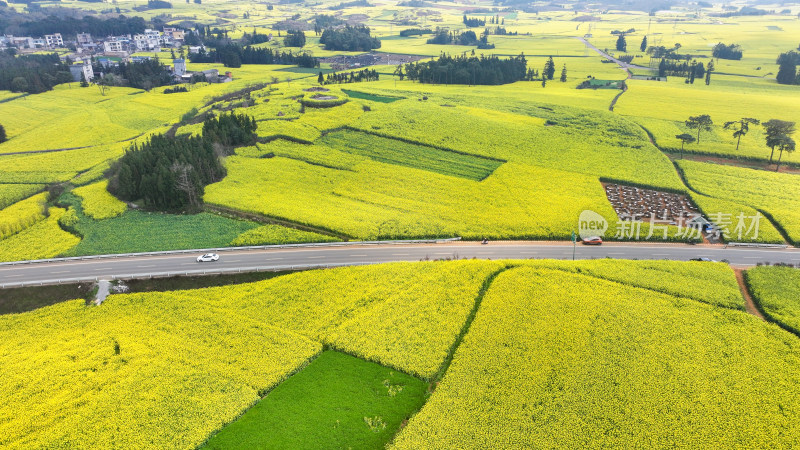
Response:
[608, 81, 627, 112]
[734, 269, 765, 320]
[665, 152, 800, 174]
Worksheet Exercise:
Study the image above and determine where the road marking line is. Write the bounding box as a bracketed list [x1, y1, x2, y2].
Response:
[50, 270, 70, 274]
[307, 256, 326, 259]
[264, 258, 284, 261]
[137, 265, 157, 268]
[5, 274, 22, 277]
[350, 254, 368, 257]
[392, 253, 411, 256]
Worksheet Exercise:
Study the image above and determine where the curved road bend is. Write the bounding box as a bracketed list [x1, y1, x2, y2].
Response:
[1, 243, 799, 286]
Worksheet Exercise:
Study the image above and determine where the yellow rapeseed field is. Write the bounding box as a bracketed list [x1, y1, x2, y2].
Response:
[73, 180, 127, 220]
[392, 267, 800, 448]
[0, 192, 47, 239]
[0, 207, 79, 261]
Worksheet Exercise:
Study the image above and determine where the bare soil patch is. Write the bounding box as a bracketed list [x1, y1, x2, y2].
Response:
[604, 183, 701, 224]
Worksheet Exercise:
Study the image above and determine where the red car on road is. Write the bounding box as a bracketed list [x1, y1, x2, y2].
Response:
[581, 236, 603, 245]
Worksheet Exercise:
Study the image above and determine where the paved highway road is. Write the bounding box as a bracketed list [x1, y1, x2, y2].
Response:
[1, 242, 799, 287]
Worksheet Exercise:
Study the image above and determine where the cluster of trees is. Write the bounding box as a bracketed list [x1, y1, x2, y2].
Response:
[0, 15, 146, 37]
[163, 86, 188, 94]
[314, 14, 344, 30]
[426, 29, 494, 49]
[240, 28, 271, 45]
[99, 58, 172, 91]
[486, 27, 516, 36]
[0, 51, 72, 93]
[399, 28, 432, 37]
[487, 15, 505, 25]
[712, 43, 743, 60]
[144, 0, 172, 9]
[190, 45, 318, 68]
[657, 58, 706, 80]
[109, 112, 257, 210]
[283, 29, 306, 47]
[776, 51, 800, 85]
[611, 28, 636, 35]
[403, 53, 527, 85]
[647, 44, 694, 61]
[321, 68, 379, 84]
[462, 15, 486, 27]
[711, 6, 768, 17]
[330, 0, 372, 10]
[320, 25, 381, 51]
[677, 115, 796, 170]
[202, 112, 257, 148]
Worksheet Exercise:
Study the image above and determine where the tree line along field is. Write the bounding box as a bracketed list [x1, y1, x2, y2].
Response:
[0, 0, 799, 257]
[2, 260, 800, 447]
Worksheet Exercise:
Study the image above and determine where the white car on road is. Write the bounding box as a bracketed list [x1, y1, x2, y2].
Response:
[196, 253, 220, 263]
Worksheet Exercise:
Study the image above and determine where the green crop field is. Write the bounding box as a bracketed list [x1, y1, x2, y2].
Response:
[203, 351, 427, 449]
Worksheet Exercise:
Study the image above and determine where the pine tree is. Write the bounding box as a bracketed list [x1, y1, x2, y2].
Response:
[640, 35, 647, 52]
[776, 51, 798, 85]
[705, 69, 711, 85]
[0, 124, 6, 144]
[560, 64, 567, 82]
[318, 71, 324, 84]
[616, 34, 627, 52]
[544, 56, 555, 80]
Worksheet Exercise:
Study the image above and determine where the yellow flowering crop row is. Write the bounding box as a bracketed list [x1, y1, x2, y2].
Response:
[229, 224, 336, 246]
[678, 160, 800, 244]
[0, 295, 321, 449]
[0, 192, 47, 240]
[0, 207, 80, 261]
[0, 183, 44, 209]
[73, 180, 127, 220]
[165, 260, 503, 379]
[393, 267, 800, 448]
[205, 156, 621, 241]
[745, 266, 800, 335]
[516, 258, 744, 310]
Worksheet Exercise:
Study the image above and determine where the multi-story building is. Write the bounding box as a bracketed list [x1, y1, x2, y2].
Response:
[103, 40, 124, 53]
[77, 33, 93, 46]
[44, 33, 63, 48]
[69, 61, 94, 82]
[173, 58, 186, 76]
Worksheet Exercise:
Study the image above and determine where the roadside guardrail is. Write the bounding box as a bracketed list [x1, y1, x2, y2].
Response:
[0, 262, 373, 289]
[0, 237, 462, 268]
[725, 242, 789, 249]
